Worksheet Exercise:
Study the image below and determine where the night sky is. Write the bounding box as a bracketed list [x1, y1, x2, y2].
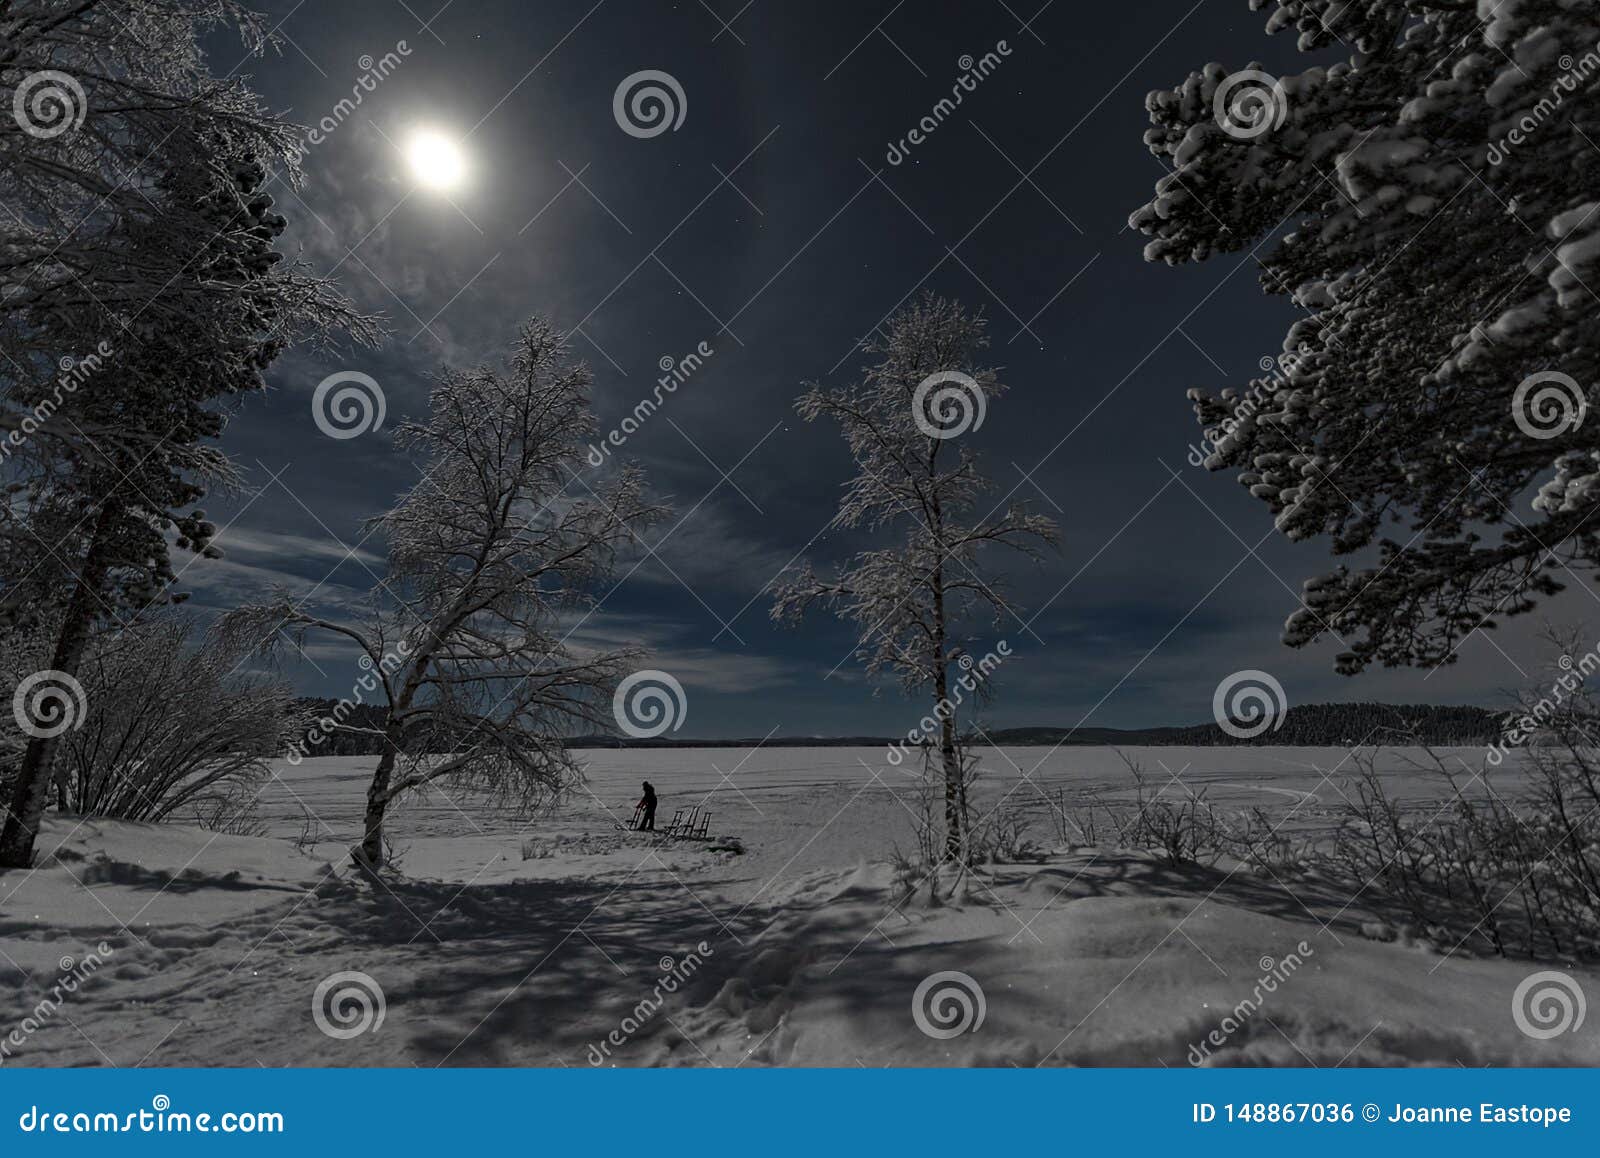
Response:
[187, 0, 1585, 737]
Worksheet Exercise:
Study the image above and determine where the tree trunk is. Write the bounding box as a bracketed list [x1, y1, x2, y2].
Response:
[355, 742, 398, 870]
[930, 561, 961, 863]
[353, 657, 427, 871]
[0, 503, 120, 869]
[936, 669, 962, 863]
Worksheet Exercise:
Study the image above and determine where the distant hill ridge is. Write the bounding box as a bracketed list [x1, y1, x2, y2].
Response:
[977, 701, 1499, 748]
[291, 699, 1500, 753]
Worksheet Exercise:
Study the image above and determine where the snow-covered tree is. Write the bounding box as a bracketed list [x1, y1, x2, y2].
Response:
[224, 319, 666, 870]
[1132, 0, 1600, 674]
[772, 295, 1057, 860]
[0, 0, 344, 458]
[0, 1, 372, 867]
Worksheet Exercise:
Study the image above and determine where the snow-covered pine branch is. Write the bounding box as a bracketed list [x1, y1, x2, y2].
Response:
[0, 0, 377, 869]
[1132, 0, 1600, 674]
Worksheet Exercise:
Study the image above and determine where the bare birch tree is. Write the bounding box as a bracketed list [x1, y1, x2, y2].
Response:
[224, 319, 665, 870]
[772, 295, 1057, 861]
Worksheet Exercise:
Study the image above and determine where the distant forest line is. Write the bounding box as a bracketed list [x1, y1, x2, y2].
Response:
[289, 699, 1503, 755]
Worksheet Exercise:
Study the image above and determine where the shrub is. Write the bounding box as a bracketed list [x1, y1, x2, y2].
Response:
[54, 614, 300, 827]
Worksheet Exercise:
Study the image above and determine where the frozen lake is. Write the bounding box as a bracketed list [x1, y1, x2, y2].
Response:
[256, 744, 1530, 881]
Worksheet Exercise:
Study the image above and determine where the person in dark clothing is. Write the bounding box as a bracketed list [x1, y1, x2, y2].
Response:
[636, 781, 657, 831]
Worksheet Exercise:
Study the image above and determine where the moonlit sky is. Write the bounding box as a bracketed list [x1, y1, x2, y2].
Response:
[184, 0, 1589, 738]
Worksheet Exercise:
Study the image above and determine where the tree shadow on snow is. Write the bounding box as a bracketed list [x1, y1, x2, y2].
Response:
[302, 873, 768, 1065]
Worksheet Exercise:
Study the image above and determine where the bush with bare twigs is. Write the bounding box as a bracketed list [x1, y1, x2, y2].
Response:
[50, 615, 299, 829]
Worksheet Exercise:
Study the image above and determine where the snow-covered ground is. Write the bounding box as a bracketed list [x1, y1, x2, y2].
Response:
[1, 747, 1595, 1067]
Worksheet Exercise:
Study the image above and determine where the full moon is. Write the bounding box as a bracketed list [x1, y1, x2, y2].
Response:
[405, 130, 466, 190]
